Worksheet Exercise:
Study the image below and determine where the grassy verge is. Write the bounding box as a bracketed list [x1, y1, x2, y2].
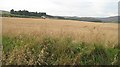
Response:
[2, 34, 120, 65]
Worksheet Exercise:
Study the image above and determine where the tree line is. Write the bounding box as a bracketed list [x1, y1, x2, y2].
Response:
[10, 9, 46, 17]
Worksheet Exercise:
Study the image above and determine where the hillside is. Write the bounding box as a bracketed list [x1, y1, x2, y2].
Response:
[0, 10, 10, 14]
[100, 16, 119, 23]
[2, 17, 119, 65]
[63, 16, 119, 23]
[0, 10, 119, 23]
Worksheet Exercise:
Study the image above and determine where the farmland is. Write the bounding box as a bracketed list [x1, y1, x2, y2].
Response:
[2, 17, 119, 65]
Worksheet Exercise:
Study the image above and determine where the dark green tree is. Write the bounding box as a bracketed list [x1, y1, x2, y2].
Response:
[10, 9, 15, 14]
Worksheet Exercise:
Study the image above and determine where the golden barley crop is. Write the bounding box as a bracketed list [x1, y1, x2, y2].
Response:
[2, 17, 118, 47]
[2, 17, 119, 65]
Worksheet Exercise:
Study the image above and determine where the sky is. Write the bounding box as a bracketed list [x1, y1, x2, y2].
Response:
[0, 0, 119, 17]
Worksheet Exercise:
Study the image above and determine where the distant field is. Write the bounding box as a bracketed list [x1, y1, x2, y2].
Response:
[3, 17, 118, 45]
[2, 17, 119, 65]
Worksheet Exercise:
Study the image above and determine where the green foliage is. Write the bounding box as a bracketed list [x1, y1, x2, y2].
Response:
[80, 45, 109, 65]
[2, 35, 120, 65]
[10, 9, 46, 17]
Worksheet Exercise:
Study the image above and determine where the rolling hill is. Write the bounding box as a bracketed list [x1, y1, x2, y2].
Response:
[0, 10, 119, 23]
[100, 16, 119, 23]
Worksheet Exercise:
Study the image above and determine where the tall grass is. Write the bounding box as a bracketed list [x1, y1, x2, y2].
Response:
[2, 17, 119, 65]
[2, 34, 120, 65]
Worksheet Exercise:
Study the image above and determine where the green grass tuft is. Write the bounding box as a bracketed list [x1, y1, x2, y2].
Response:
[2, 35, 120, 65]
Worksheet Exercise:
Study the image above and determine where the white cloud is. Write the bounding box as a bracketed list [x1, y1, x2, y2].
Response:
[0, 0, 119, 17]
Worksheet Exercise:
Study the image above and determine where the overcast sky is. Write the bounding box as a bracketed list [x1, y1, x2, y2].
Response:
[0, 0, 119, 17]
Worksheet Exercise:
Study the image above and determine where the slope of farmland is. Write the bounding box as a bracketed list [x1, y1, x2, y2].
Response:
[2, 17, 119, 65]
[3, 17, 118, 44]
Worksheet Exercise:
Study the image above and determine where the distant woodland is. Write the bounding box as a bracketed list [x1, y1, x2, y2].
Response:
[10, 9, 46, 17]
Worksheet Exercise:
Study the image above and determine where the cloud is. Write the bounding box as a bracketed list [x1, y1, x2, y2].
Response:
[0, 0, 119, 17]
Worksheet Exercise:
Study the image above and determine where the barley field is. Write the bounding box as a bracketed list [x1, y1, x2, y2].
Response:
[2, 17, 120, 65]
[3, 17, 118, 44]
